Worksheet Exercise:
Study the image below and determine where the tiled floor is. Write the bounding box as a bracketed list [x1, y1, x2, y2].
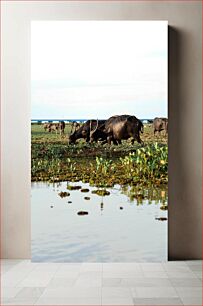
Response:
[1, 260, 202, 305]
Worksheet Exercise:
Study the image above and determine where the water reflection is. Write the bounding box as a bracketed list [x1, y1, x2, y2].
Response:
[120, 185, 168, 205]
[31, 181, 167, 262]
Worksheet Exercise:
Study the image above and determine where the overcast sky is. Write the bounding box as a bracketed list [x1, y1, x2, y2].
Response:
[31, 21, 168, 120]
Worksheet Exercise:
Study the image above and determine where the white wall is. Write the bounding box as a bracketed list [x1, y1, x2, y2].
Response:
[1, 1, 202, 259]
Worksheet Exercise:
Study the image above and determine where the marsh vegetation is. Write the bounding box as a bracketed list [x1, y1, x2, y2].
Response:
[31, 123, 168, 189]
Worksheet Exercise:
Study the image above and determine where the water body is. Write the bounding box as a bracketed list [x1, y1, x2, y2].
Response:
[31, 182, 167, 262]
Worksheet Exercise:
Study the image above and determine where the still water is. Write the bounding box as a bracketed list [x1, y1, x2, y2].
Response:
[31, 182, 167, 262]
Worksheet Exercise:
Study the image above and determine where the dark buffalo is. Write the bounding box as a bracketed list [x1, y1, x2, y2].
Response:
[58, 121, 65, 135]
[153, 117, 168, 135]
[89, 120, 109, 143]
[68, 120, 105, 144]
[70, 121, 80, 134]
[104, 114, 144, 145]
[90, 115, 123, 144]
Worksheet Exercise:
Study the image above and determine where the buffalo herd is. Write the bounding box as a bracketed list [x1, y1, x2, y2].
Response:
[43, 115, 168, 145]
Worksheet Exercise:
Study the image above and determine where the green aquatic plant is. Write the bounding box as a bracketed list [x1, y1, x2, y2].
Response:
[95, 157, 113, 175]
[120, 143, 168, 183]
[66, 158, 76, 176]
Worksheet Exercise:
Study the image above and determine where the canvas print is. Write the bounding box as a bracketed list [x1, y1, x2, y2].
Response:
[31, 21, 168, 262]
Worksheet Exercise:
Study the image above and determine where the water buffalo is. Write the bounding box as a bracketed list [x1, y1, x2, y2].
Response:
[44, 121, 65, 135]
[90, 115, 123, 144]
[48, 123, 59, 134]
[43, 122, 50, 131]
[104, 115, 143, 145]
[58, 121, 65, 135]
[70, 121, 80, 134]
[68, 120, 105, 144]
[89, 120, 108, 143]
[153, 117, 168, 135]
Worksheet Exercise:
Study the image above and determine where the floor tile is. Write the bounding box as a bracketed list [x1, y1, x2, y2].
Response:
[41, 287, 101, 298]
[16, 265, 60, 287]
[135, 286, 178, 298]
[17, 276, 55, 287]
[169, 277, 202, 287]
[75, 278, 102, 287]
[2, 275, 29, 287]
[186, 260, 202, 266]
[1, 296, 39, 305]
[133, 297, 183, 305]
[103, 263, 142, 273]
[102, 278, 123, 287]
[102, 297, 134, 305]
[31, 263, 60, 271]
[1, 265, 17, 274]
[15, 287, 45, 298]
[74, 271, 102, 287]
[56, 264, 82, 272]
[2, 263, 38, 287]
[1, 287, 23, 299]
[35, 297, 101, 305]
[140, 263, 165, 272]
[78, 271, 102, 278]
[163, 265, 192, 272]
[80, 263, 102, 272]
[54, 268, 80, 278]
[102, 287, 132, 298]
[189, 265, 202, 272]
[193, 271, 202, 279]
[175, 287, 202, 298]
[166, 271, 197, 278]
[142, 271, 168, 278]
[103, 271, 144, 278]
[163, 261, 187, 266]
[122, 277, 172, 287]
[180, 296, 203, 305]
[54, 271, 80, 278]
[47, 277, 76, 288]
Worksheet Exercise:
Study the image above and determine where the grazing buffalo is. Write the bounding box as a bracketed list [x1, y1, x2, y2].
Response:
[70, 121, 80, 134]
[153, 117, 168, 135]
[68, 120, 105, 144]
[90, 115, 123, 144]
[104, 115, 144, 145]
[43, 121, 65, 135]
[89, 120, 108, 143]
[48, 123, 59, 134]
